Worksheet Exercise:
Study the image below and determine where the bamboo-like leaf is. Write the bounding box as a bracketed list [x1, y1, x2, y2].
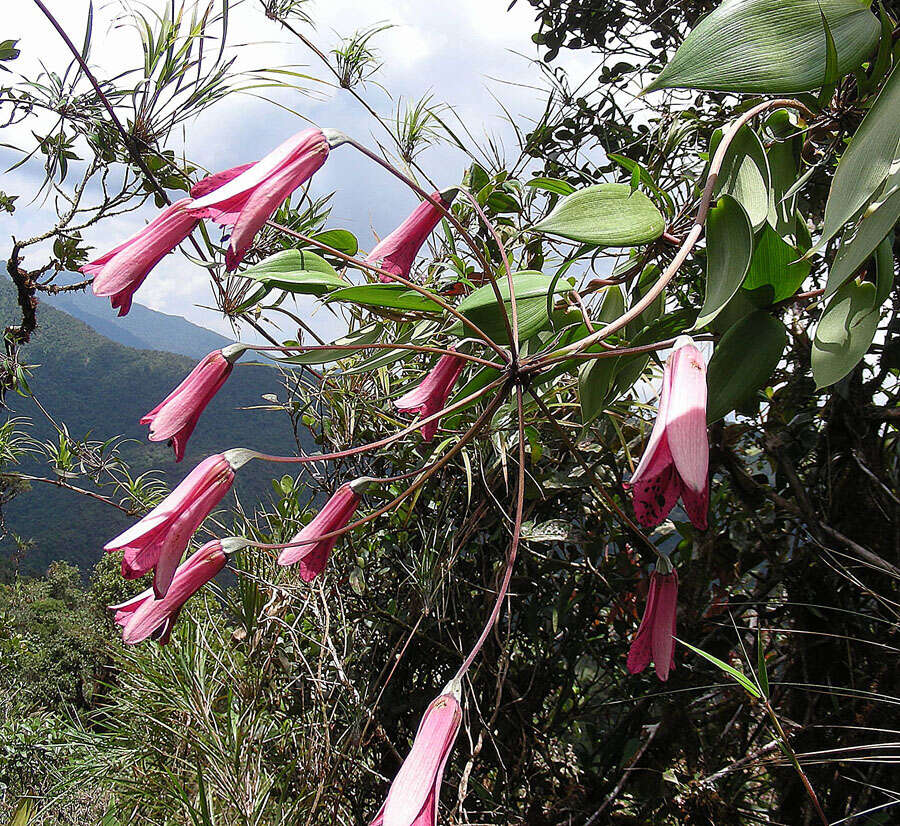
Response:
[757, 630, 770, 698]
[819, 63, 900, 248]
[645, 0, 879, 94]
[277, 324, 384, 365]
[532, 183, 665, 246]
[677, 638, 762, 698]
[812, 279, 880, 388]
[694, 195, 753, 329]
[707, 312, 787, 422]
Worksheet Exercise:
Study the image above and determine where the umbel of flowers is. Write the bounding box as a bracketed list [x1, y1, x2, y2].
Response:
[93, 115, 723, 824]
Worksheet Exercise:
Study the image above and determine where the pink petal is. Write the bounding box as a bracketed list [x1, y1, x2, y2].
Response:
[665, 342, 709, 496]
[382, 695, 461, 826]
[626, 573, 660, 675]
[650, 571, 678, 681]
[191, 163, 256, 198]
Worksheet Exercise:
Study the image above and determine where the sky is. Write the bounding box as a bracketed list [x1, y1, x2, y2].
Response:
[2, 0, 600, 341]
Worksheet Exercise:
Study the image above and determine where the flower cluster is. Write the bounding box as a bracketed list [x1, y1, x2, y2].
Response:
[92, 121, 712, 825]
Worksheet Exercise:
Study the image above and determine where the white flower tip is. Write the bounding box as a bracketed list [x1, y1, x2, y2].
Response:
[221, 537, 250, 555]
[673, 334, 695, 351]
[222, 447, 257, 470]
[322, 128, 350, 148]
[222, 342, 249, 363]
[349, 476, 374, 495]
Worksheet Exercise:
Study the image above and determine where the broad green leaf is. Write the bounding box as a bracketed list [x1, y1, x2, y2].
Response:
[450, 272, 571, 345]
[326, 283, 444, 313]
[707, 312, 787, 422]
[532, 183, 665, 246]
[812, 279, 880, 388]
[645, 0, 879, 94]
[819, 63, 900, 248]
[694, 195, 753, 329]
[827, 182, 900, 297]
[525, 177, 576, 196]
[742, 225, 811, 304]
[874, 232, 894, 307]
[277, 323, 384, 365]
[240, 249, 346, 295]
[598, 285, 626, 324]
[313, 228, 358, 255]
[765, 110, 803, 239]
[677, 638, 762, 698]
[714, 126, 771, 230]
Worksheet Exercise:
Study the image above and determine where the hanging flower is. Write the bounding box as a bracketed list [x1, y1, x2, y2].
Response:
[370, 687, 462, 826]
[141, 344, 246, 462]
[395, 353, 465, 442]
[277, 478, 370, 580]
[104, 452, 238, 598]
[367, 189, 457, 283]
[108, 538, 241, 645]
[188, 127, 331, 270]
[627, 564, 679, 681]
[82, 199, 199, 316]
[626, 335, 709, 529]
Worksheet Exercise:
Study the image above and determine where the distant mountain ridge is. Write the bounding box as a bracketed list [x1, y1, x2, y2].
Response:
[1, 280, 313, 576]
[48, 275, 233, 358]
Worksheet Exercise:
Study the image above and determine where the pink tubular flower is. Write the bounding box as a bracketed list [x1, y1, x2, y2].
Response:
[625, 335, 709, 530]
[82, 199, 199, 316]
[370, 689, 462, 826]
[188, 127, 331, 270]
[395, 353, 465, 442]
[627, 566, 679, 681]
[109, 538, 237, 645]
[141, 344, 246, 462]
[277, 478, 369, 580]
[367, 189, 457, 283]
[104, 453, 236, 598]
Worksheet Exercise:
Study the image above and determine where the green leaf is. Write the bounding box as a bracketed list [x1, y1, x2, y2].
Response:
[326, 283, 445, 313]
[240, 249, 346, 295]
[525, 177, 576, 196]
[677, 638, 762, 698]
[819, 63, 900, 248]
[450, 272, 570, 345]
[532, 183, 665, 246]
[757, 630, 770, 698]
[313, 228, 358, 256]
[277, 323, 384, 365]
[645, 0, 879, 94]
[694, 195, 753, 329]
[816, 6, 840, 107]
[742, 225, 811, 304]
[827, 180, 900, 297]
[765, 110, 803, 239]
[0, 39, 21, 62]
[812, 279, 880, 388]
[714, 126, 771, 230]
[607, 153, 675, 214]
[707, 312, 787, 422]
[445, 365, 502, 422]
